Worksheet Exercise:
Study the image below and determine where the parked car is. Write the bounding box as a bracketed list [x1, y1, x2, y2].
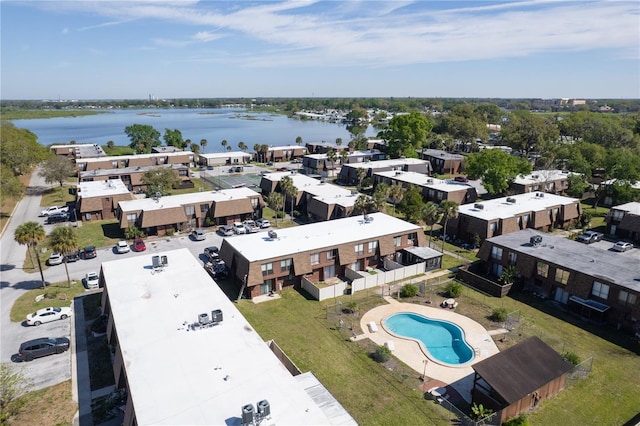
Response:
[612, 241, 633, 252]
[46, 213, 69, 224]
[64, 251, 80, 263]
[40, 205, 69, 217]
[192, 229, 206, 241]
[204, 246, 219, 257]
[255, 218, 271, 229]
[576, 230, 604, 244]
[85, 272, 99, 289]
[26, 307, 73, 326]
[454, 176, 470, 183]
[218, 225, 234, 236]
[276, 167, 287, 172]
[133, 238, 146, 252]
[266, 161, 274, 166]
[48, 252, 64, 266]
[243, 220, 258, 233]
[233, 222, 246, 234]
[82, 246, 97, 259]
[116, 241, 130, 254]
[17, 337, 70, 361]
[229, 166, 244, 173]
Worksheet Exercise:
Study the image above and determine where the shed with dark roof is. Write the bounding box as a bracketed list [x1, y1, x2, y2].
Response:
[471, 336, 573, 424]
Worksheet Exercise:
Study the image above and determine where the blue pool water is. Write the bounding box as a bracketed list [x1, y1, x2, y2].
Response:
[383, 312, 474, 365]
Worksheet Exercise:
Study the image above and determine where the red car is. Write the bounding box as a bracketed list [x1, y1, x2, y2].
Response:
[133, 238, 146, 252]
[454, 176, 470, 183]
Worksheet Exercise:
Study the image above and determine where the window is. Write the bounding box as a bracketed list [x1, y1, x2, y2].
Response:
[490, 222, 497, 234]
[261, 263, 273, 276]
[507, 251, 517, 265]
[111, 161, 118, 168]
[555, 268, 569, 285]
[407, 233, 417, 245]
[592, 281, 610, 299]
[491, 246, 503, 261]
[200, 204, 209, 213]
[611, 210, 625, 221]
[536, 262, 549, 278]
[394, 236, 402, 247]
[280, 259, 292, 272]
[368, 241, 378, 253]
[126, 213, 137, 223]
[310, 253, 320, 265]
[251, 198, 259, 209]
[354, 243, 364, 255]
[185, 205, 195, 216]
[326, 249, 336, 260]
[618, 290, 637, 307]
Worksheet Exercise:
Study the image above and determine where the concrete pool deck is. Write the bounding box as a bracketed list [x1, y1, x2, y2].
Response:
[358, 297, 500, 401]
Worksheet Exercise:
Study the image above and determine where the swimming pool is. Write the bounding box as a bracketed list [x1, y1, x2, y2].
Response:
[383, 312, 474, 365]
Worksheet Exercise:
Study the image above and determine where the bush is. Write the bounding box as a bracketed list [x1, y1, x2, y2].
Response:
[374, 345, 391, 363]
[275, 211, 285, 219]
[400, 284, 418, 298]
[562, 351, 581, 366]
[503, 414, 530, 426]
[165, 228, 175, 236]
[444, 282, 462, 298]
[124, 225, 145, 239]
[490, 307, 508, 322]
[204, 217, 215, 227]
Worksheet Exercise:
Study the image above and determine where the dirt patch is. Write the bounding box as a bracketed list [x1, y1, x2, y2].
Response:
[12, 380, 77, 426]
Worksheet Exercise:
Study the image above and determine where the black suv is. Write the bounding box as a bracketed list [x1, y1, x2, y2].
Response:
[64, 251, 81, 263]
[82, 246, 97, 259]
[46, 213, 68, 224]
[18, 337, 70, 361]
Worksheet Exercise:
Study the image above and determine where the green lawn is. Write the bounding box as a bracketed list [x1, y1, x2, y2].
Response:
[40, 185, 75, 208]
[10, 280, 86, 322]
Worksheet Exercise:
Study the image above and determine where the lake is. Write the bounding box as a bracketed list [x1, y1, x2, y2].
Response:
[12, 108, 377, 154]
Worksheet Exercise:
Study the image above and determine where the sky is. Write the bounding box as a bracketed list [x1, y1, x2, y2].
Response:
[2, 1, 639, 100]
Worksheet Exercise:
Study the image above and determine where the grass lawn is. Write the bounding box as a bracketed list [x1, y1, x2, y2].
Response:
[169, 177, 212, 195]
[10, 280, 86, 322]
[10, 380, 77, 426]
[40, 185, 75, 208]
[580, 201, 610, 230]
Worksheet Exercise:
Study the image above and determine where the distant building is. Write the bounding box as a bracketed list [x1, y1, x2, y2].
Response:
[75, 179, 134, 221]
[509, 170, 574, 195]
[260, 146, 307, 163]
[198, 151, 252, 167]
[605, 202, 640, 243]
[79, 163, 192, 193]
[76, 151, 194, 172]
[373, 170, 477, 205]
[151, 145, 182, 153]
[50, 143, 106, 159]
[337, 158, 431, 185]
[99, 248, 355, 425]
[419, 149, 465, 175]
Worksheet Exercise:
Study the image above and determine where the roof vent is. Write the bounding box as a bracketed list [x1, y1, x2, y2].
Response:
[506, 197, 516, 203]
[364, 214, 374, 223]
[474, 203, 484, 210]
[426, 179, 434, 184]
[268, 230, 278, 239]
[536, 192, 545, 198]
[530, 235, 543, 246]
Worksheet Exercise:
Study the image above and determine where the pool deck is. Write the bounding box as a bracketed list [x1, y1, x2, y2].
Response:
[358, 297, 500, 402]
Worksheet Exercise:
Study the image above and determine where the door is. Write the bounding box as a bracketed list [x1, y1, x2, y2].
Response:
[260, 280, 273, 295]
[610, 225, 616, 236]
[555, 288, 569, 304]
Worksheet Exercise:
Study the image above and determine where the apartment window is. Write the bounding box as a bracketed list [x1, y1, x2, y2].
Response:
[394, 236, 402, 247]
[555, 268, 570, 285]
[280, 259, 292, 273]
[111, 161, 118, 168]
[491, 246, 503, 261]
[618, 290, 637, 307]
[185, 205, 195, 216]
[126, 213, 137, 223]
[490, 222, 497, 234]
[407, 233, 417, 245]
[507, 251, 517, 265]
[326, 249, 336, 260]
[251, 198, 258, 209]
[200, 204, 209, 213]
[368, 241, 378, 253]
[310, 253, 320, 265]
[261, 263, 273, 276]
[611, 210, 625, 221]
[437, 191, 444, 200]
[355, 243, 364, 255]
[592, 281, 610, 299]
[536, 262, 549, 278]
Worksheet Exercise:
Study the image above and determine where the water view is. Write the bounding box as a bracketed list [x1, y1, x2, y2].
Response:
[12, 108, 377, 153]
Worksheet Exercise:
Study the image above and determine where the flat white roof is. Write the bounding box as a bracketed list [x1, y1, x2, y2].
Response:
[262, 172, 359, 207]
[613, 201, 640, 215]
[77, 179, 130, 198]
[199, 152, 251, 159]
[118, 187, 258, 212]
[262, 171, 319, 188]
[227, 212, 421, 262]
[374, 170, 470, 193]
[343, 158, 428, 170]
[77, 151, 194, 164]
[459, 192, 578, 220]
[512, 170, 574, 185]
[101, 248, 341, 425]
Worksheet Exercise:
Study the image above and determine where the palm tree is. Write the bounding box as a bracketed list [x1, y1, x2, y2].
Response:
[280, 176, 297, 219]
[200, 138, 208, 152]
[238, 141, 247, 152]
[356, 168, 367, 189]
[354, 194, 372, 216]
[340, 149, 349, 165]
[326, 149, 337, 177]
[253, 144, 261, 162]
[295, 136, 303, 146]
[14, 222, 46, 288]
[335, 137, 343, 147]
[388, 184, 404, 214]
[266, 192, 284, 226]
[421, 202, 441, 248]
[49, 226, 79, 287]
[439, 201, 459, 253]
[372, 182, 389, 213]
[260, 144, 270, 163]
[226, 145, 232, 152]
[221, 139, 228, 151]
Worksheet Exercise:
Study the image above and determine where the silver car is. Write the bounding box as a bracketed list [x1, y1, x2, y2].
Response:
[192, 229, 206, 241]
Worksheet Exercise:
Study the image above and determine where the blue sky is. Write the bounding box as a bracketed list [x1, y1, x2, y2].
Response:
[2, 1, 639, 100]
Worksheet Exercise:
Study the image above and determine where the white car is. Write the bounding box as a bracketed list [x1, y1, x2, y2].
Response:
[192, 229, 206, 241]
[116, 241, 130, 254]
[40, 205, 69, 217]
[255, 218, 271, 229]
[612, 241, 633, 252]
[26, 306, 72, 326]
[48, 252, 64, 266]
[243, 220, 258, 233]
[85, 272, 99, 289]
[233, 222, 246, 234]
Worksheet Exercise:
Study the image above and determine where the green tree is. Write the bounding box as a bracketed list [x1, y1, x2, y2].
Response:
[163, 128, 184, 148]
[397, 184, 424, 223]
[372, 182, 389, 213]
[326, 149, 337, 177]
[141, 167, 181, 196]
[253, 144, 261, 162]
[238, 141, 248, 152]
[295, 136, 303, 146]
[420, 202, 441, 247]
[377, 111, 434, 158]
[260, 144, 270, 163]
[354, 194, 374, 216]
[183, 138, 191, 150]
[335, 137, 343, 147]
[190, 143, 200, 154]
[566, 173, 590, 198]
[221, 139, 228, 151]
[340, 149, 349, 164]
[125, 124, 161, 153]
[14, 222, 46, 288]
[106, 140, 115, 149]
[501, 111, 559, 157]
[439, 201, 459, 252]
[0, 167, 25, 200]
[266, 192, 284, 225]
[280, 176, 298, 218]
[0, 124, 49, 176]
[465, 149, 532, 195]
[388, 184, 404, 214]
[0, 363, 32, 424]
[356, 168, 367, 190]
[49, 226, 79, 287]
[200, 138, 208, 152]
[39, 155, 76, 200]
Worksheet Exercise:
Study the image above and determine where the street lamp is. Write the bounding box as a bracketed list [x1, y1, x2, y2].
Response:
[421, 359, 428, 381]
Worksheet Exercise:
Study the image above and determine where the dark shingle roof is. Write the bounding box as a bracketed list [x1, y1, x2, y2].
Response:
[472, 336, 572, 404]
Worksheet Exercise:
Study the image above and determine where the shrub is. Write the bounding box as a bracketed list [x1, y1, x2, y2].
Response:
[444, 282, 462, 298]
[374, 345, 391, 363]
[204, 217, 215, 227]
[124, 225, 145, 239]
[400, 284, 418, 298]
[490, 307, 508, 322]
[503, 414, 530, 426]
[562, 351, 581, 366]
[275, 211, 285, 219]
[344, 301, 358, 314]
[165, 228, 175, 236]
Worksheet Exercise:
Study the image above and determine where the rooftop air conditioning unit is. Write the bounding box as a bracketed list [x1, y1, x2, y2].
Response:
[241, 404, 255, 425]
[198, 313, 210, 325]
[530, 235, 543, 246]
[536, 192, 545, 198]
[427, 179, 434, 184]
[474, 203, 484, 210]
[257, 400, 271, 417]
[268, 230, 278, 239]
[506, 197, 516, 203]
[211, 309, 223, 323]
